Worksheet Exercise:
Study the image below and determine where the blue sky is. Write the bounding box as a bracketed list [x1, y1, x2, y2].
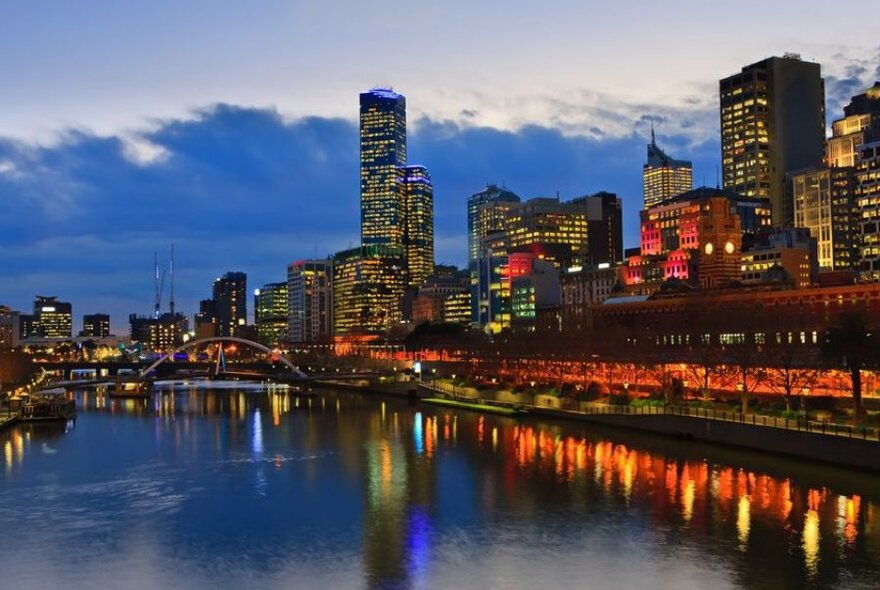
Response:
[0, 1, 878, 331]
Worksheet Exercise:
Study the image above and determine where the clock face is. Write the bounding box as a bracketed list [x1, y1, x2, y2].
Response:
[724, 241, 735, 254]
[704, 242, 714, 255]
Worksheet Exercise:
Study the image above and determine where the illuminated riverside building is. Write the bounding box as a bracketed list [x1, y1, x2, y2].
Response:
[467, 184, 521, 268]
[26, 296, 73, 339]
[792, 167, 857, 270]
[194, 299, 216, 340]
[332, 246, 405, 338]
[720, 55, 825, 226]
[475, 252, 559, 333]
[287, 259, 332, 344]
[623, 187, 768, 291]
[643, 129, 693, 209]
[560, 264, 620, 335]
[254, 282, 288, 347]
[213, 272, 247, 337]
[741, 228, 817, 288]
[400, 165, 434, 288]
[360, 88, 407, 249]
[129, 313, 188, 352]
[505, 197, 591, 268]
[411, 270, 471, 325]
[80, 313, 110, 338]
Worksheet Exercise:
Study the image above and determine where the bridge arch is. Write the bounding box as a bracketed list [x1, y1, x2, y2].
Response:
[141, 336, 306, 378]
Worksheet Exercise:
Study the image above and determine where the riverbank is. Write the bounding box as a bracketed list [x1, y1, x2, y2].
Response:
[420, 397, 523, 416]
[0, 414, 18, 432]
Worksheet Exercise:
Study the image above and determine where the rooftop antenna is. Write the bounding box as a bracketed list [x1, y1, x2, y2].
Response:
[650, 119, 656, 146]
[169, 243, 175, 317]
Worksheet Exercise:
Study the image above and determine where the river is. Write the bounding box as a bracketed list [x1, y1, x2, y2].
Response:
[1, 382, 879, 589]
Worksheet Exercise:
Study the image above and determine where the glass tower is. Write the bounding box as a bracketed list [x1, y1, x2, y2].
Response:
[643, 130, 693, 210]
[360, 88, 407, 249]
[401, 165, 434, 288]
[213, 272, 247, 337]
[254, 282, 288, 347]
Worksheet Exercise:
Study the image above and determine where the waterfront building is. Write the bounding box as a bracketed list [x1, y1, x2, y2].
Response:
[254, 282, 288, 347]
[741, 228, 817, 288]
[791, 166, 857, 271]
[213, 272, 247, 337]
[332, 246, 405, 338]
[80, 313, 110, 338]
[29, 296, 72, 339]
[287, 259, 333, 344]
[411, 269, 471, 325]
[0, 305, 20, 350]
[360, 88, 407, 250]
[129, 313, 188, 352]
[467, 184, 521, 268]
[643, 130, 693, 210]
[401, 165, 434, 288]
[720, 54, 825, 226]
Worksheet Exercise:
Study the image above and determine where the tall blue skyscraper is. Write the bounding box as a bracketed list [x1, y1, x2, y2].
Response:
[360, 88, 407, 249]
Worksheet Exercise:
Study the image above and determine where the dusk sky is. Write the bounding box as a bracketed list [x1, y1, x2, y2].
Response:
[1, 0, 878, 331]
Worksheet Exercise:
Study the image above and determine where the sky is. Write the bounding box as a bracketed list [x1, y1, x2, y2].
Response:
[1, 1, 878, 332]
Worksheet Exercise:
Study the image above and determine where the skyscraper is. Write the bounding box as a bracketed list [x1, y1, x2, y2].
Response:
[254, 282, 288, 347]
[287, 259, 333, 344]
[467, 184, 521, 269]
[401, 165, 434, 288]
[32, 296, 72, 339]
[360, 88, 407, 249]
[213, 272, 247, 337]
[332, 246, 405, 338]
[720, 54, 825, 226]
[642, 130, 693, 209]
[827, 82, 880, 168]
[80, 313, 110, 338]
[571, 191, 624, 265]
[505, 197, 592, 269]
[792, 166, 857, 271]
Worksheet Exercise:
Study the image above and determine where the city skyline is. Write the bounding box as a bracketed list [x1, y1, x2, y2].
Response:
[1, 7, 879, 328]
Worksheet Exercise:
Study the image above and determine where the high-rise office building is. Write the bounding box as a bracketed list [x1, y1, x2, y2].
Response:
[287, 260, 333, 344]
[467, 184, 521, 269]
[571, 191, 625, 265]
[827, 82, 880, 168]
[332, 246, 405, 338]
[401, 165, 434, 288]
[194, 299, 217, 339]
[857, 140, 880, 279]
[643, 130, 693, 209]
[254, 282, 288, 347]
[720, 54, 825, 226]
[31, 296, 72, 339]
[80, 313, 110, 338]
[792, 167, 857, 270]
[360, 88, 407, 249]
[505, 197, 591, 269]
[213, 272, 247, 337]
[130, 313, 188, 352]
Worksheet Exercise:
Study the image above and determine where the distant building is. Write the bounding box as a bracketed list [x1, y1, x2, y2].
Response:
[826, 82, 880, 168]
[130, 313, 188, 352]
[857, 139, 880, 279]
[467, 184, 521, 269]
[213, 272, 247, 337]
[475, 252, 560, 333]
[194, 299, 217, 340]
[0, 305, 21, 350]
[560, 264, 620, 336]
[80, 313, 110, 338]
[254, 282, 288, 347]
[401, 165, 434, 288]
[572, 191, 624, 265]
[26, 296, 73, 339]
[411, 269, 471, 326]
[792, 166, 857, 271]
[720, 54, 825, 226]
[332, 246, 405, 338]
[287, 259, 333, 344]
[643, 130, 693, 210]
[505, 197, 591, 269]
[741, 228, 817, 288]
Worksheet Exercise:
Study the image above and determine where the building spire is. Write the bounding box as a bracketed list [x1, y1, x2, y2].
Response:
[650, 120, 656, 147]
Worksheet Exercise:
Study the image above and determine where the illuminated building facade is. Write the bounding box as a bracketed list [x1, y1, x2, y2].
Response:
[741, 228, 817, 288]
[30, 295, 72, 339]
[80, 313, 110, 338]
[0, 305, 20, 350]
[560, 264, 620, 335]
[720, 55, 825, 226]
[792, 167, 857, 270]
[475, 252, 559, 333]
[360, 88, 407, 249]
[129, 313, 188, 352]
[827, 82, 880, 168]
[213, 272, 247, 337]
[857, 140, 880, 279]
[332, 246, 405, 338]
[401, 165, 434, 288]
[254, 282, 288, 347]
[467, 184, 521, 268]
[505, 197, 591, 268]
[643, 130, 693, 209]
[412, 271, 471, 325]
[571, 191, 624, 265]
[287, 259, 333, 343]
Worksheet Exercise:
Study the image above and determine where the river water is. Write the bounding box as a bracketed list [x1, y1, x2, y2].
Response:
[1, 383, 879, 589]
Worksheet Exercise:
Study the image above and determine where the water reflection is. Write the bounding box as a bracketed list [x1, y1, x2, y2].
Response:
[0, 384, 879, 589]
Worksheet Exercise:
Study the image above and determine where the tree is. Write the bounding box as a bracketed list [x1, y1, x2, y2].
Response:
[821, 311, 878, 424]
[764, 345, 819, 413]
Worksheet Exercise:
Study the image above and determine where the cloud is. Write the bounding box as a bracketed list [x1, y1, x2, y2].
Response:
[0, 103, 719, 331]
